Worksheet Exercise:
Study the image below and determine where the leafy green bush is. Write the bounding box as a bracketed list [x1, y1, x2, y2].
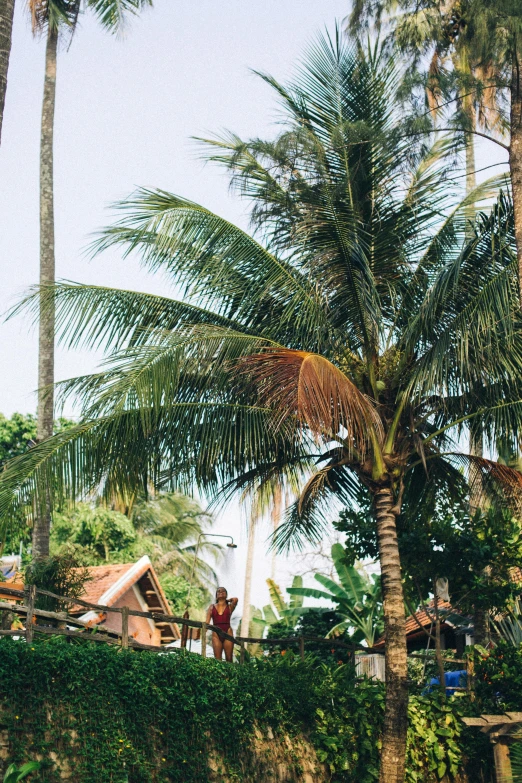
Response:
[158, 573, 209, 615]
[52, 504, 136, 563]
[472, 641, 522, 711]
[24, 553, 91, 615]
[3, 763, 40, 783]
[0, 640, 479, 783]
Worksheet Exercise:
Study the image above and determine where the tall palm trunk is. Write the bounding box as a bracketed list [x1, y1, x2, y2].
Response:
[0, 0, 15, 144]
[465, 127, 491, 645]
[510, 54, 522, 304]
[240, 519, 256, 638]
[33, 26, 57, 559]
[374, 486, 408, 783]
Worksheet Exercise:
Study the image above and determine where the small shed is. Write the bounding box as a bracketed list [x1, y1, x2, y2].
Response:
[374, 601, 473, 655]
[71, 556, 180, 646]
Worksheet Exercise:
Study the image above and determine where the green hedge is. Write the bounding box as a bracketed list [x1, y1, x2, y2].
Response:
[0, 639, 488, 782]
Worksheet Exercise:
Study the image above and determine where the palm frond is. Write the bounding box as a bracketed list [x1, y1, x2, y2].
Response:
[92, 188, 333, 352]
[239, 348, 382, 451]
[86, 0, 152, 32]
[8, 282, 241, 353]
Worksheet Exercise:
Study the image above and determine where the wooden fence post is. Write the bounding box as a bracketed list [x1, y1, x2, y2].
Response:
[25, 585, 36, 644]
[121, 606, 129, 650]
[299, 635, 305, 661]
[493, 739, 513, 783]
[201, 623, 207, 658]
[240, 641, 245, 665]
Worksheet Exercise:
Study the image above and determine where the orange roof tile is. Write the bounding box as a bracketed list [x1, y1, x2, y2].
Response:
[80, 563, 135, 606]
[403, 600, 452, 636]
[374, 600, 453, 648]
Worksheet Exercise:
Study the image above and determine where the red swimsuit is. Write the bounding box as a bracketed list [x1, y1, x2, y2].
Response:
[211, 603, 231, 632]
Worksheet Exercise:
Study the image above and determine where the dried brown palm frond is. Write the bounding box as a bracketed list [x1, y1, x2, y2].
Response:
[462, 453, 522, 516]
[474, 62, 505, 137]
[27, 0, 81, 37]
[239, 348, 383, 456]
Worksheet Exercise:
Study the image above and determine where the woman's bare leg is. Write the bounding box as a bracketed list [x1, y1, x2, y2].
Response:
[224, 631, 234, 662]
[212, 633, 224, 660]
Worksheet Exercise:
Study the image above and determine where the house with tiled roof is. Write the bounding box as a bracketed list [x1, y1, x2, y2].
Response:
[70, 555, 180, 647]
[374, 600, 474, 655]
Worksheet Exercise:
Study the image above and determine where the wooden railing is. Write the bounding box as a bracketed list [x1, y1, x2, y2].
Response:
[0, 585, 468, 673]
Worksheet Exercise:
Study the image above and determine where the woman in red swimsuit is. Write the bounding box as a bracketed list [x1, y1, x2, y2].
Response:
[206, 587, 238, 662]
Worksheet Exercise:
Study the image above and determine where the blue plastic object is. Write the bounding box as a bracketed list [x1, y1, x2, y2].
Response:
[425, 669, 467, 696]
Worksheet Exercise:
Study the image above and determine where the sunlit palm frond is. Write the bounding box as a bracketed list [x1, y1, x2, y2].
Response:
[239, 348, 383, 451]
[86, 0, 152, 32]
[8, 282, 241, 353]
[92, 188, 333, 351]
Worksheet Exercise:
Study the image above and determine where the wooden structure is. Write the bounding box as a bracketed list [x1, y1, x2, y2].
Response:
[462, 713, 522, 783]
[69, 556, 179, 646]
[0, 582, 474, 678]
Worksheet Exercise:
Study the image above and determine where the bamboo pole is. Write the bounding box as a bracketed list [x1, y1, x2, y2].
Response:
[121, 606, 129, 649]
[201, 623, 207, 659]
[24, 585, 36, 644]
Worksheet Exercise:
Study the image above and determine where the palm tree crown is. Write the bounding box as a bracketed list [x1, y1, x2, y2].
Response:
[3, 30, 522, 783]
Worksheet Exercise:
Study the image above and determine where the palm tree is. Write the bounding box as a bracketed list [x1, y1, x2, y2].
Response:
[3, 33, 522, 782]
[286, 544, 383, 648]
[0, 0, 15, 144]
[129, 492, 220, 583]
[350, 0, 522, 299]
[29, 0, 152, 559]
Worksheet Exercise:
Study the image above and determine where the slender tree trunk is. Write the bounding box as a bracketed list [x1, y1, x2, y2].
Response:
[270, 487, 282, 582]
[465, 131, 476, 240]
[240, 519, 256, 638]
[0, 0, 15, 144]
[510, 53, 522, 304]
[374, 486, 408, 783]
[433, 582, 446, 697]
[33, 27, 57, 560]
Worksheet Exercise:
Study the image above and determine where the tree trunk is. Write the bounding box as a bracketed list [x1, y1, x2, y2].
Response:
[33, 27, 57, 560]
[240, 518, 256, 639]
[510, 54, 522, 304]
[374, 486, 408, 783]
[270, 487, 282, 582]
[0, 0, 15, 144]
[433, 582, 446, 697]
[473, 607, 489, 647]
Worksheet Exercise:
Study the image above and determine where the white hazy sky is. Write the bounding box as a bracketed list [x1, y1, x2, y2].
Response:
[0, 1, 510, 613]
[0, 0, 355, 612]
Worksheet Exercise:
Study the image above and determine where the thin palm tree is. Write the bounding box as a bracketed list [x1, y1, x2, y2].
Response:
[0, 0, 15, 144]
[3, 33, 522, 782]
[28, 0, 152, 559]
[350, 0, 522, 299]
[130, 492, 220, 583]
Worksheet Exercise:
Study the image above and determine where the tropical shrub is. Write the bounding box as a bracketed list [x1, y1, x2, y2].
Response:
[0, 639, 479, 783]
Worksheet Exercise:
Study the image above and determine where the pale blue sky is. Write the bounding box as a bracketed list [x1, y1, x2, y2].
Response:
[0, 0, 355, 610]
[0, 1, 510, 611]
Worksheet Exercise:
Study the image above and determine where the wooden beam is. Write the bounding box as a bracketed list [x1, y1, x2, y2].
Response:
[24, 585, 35, 644]
[121, 606, 129, 650]
[493, 739, 513, 783]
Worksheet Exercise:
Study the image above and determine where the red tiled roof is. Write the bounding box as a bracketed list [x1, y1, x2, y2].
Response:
[374, 600, 453, 648]
[403, 600, 452, 636]
[80, 563, 136, 606]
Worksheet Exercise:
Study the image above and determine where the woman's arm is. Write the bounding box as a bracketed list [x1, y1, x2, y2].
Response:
[228, 597, 238, 614]
[206, 605, 213, 624]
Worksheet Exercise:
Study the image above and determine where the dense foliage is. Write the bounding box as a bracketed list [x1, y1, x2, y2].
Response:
[472, 641, 522, 711]
[0, 639, 489, 783]
[336, 487, 522, 617]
